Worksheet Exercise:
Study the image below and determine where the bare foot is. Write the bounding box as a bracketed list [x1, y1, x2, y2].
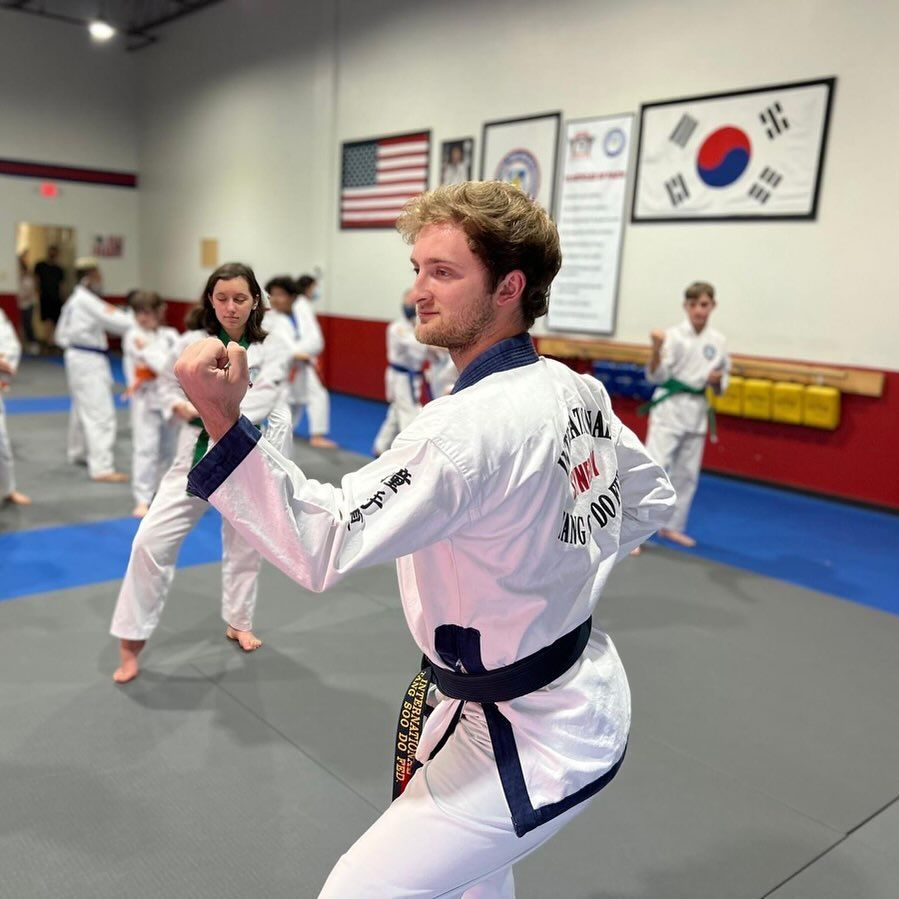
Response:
[93, 471, 129, 483]
[629, 546, 642, 557]
[309, 435, 337, 449]
[113, 638, 146, 683]
[5, 490, 32, 505]
[226, 626, 263, 651]
[132, 502, 149, 518]
[660, 528, 696, 548]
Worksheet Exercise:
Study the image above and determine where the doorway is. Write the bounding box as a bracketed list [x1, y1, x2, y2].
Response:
[16, 223, 77, 350]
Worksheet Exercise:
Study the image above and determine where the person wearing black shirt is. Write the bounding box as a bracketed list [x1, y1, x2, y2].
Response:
[34, 245, 66, 347]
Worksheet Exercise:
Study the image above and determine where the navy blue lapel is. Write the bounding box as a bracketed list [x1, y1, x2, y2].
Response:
[451, 333, 538, 394]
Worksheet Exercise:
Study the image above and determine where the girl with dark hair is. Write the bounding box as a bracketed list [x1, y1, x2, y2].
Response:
[109, 263, 293, 683]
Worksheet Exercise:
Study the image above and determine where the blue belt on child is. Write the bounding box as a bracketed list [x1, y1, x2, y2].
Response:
[69, 344, 108, 354]
[389, 362, 430, 404]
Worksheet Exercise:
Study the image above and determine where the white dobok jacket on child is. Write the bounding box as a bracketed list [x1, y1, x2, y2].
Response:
[645, 318, 730, 436]
[123, 324, 180, 506]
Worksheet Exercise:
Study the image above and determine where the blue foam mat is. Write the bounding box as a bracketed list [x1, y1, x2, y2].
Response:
[0, 511, 222, 601]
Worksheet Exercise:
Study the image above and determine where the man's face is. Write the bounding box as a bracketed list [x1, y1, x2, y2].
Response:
[410, 223, 496, 351]
[685, 293, 715, 332]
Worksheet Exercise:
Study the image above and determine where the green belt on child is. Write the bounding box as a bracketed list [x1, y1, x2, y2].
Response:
[637, 378, 717, 442]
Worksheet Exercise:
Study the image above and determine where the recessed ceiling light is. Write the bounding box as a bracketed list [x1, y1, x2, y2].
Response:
[88, 19, 116, 41]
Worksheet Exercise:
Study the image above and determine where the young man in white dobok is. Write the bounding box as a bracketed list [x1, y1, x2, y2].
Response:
[176, 182, 675, 898]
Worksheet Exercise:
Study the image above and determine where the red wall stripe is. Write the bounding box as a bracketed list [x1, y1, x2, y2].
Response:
[0, 158, 138, 187]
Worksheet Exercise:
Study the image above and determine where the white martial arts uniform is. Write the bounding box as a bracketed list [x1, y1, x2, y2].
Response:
[0, 309, 23, 497]
[187, 333, 675, 897]
[372, 314, 430, 456]
[644, 317, 730, 533]
[55, 284, 133, 478]
[110, 327, 293, 641]
[123, 325, 180, 507]
[288, 295, 330, 435]
[426, 346, 458, 398]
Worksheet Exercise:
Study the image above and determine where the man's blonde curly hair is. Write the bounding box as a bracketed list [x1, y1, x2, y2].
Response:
[396, 181, 562, 329]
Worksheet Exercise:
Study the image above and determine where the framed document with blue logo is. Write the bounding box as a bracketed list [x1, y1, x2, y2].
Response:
[480, 112, 561, 212]
[548, 114, 634, 335]
[632, 77, 835, 222]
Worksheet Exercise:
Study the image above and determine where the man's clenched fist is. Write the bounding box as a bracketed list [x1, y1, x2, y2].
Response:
[174, 337, 249, 441]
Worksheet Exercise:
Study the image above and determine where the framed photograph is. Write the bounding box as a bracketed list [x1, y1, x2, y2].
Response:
[481, 112, 561, 211]
[340, 130, 430, 229]
[632, 77, 835, 222]
[440, 138, 474, 185]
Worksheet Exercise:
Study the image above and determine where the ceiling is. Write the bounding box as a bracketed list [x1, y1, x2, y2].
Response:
[0, 0, 226, 51]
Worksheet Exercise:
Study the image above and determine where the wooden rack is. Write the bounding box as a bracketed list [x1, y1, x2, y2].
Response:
[535, 337, 885, 398]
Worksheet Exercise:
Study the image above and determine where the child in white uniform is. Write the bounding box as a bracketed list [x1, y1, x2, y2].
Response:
[110, 263, 292, 683]
[54, 257, 133, 482]
[291, 274, 336, 448]
[0, 307, 30, 505]
[643, 280, 729, 547]
[372, 289, 430, 456]
[122, 291, 180, 518]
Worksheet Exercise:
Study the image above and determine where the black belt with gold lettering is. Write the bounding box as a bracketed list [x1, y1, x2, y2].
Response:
[392, 618, 592, 799]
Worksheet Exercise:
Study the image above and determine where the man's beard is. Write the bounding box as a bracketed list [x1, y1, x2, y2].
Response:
[414, 292, 496, 355]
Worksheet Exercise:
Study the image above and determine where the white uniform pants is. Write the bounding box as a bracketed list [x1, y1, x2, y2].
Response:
[110, 425, 261, 639]
[373, 369, 423, 456]
[292, 363, 330, 435]
[319, 708, 590, 898]
[64, 348, 117, 478]
[645, 424, 705, 533]
[130, 392, 178, 506]
[0, 396, 16, 496]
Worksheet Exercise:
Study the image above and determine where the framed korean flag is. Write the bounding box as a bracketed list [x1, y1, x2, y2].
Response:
[632, 78, 835, 222]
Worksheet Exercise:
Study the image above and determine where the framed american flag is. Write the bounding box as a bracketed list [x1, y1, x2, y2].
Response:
[339, 130, 431, 229]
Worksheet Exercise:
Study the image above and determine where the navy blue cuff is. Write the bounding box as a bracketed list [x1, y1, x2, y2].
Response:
[187, 415, 261, 501]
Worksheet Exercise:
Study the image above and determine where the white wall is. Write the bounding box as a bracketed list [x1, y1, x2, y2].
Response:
[135, 0, 336, 300]
[16, 0, 887, 368]
[0, 12, 140, 293]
